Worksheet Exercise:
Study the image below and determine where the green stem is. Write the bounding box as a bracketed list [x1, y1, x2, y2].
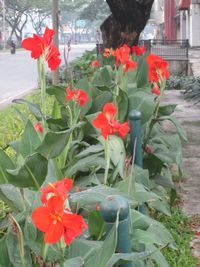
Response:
[104, 137, 110, 185]
[38, 57, 46, 119]
[41, 243, 48, 262]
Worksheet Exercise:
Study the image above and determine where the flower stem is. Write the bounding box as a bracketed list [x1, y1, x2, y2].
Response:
[38, 57, 46, 119]
[104, 137, 110, 185]
[41, 243, 48, 262]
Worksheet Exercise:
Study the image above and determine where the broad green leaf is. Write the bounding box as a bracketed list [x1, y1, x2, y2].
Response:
[160, 116, 187, 141]
[129, 91, 156, 124]
[136, 53, 149, 88]
[46, 85, 66, 104]
[107, 250, 155, 266]
[70, 185, 130, 210]
[13, 98, 44, 121]
[0, 149, 15, 184]
[76, 144, 103, 158]
[65, 154, 105, 177]
[0, 184, 24, 212]
[158, 105, 177, 116]
[20, 120, 41, 158]
[36, 129, 72, 159]
[64, 257, 84, 267]
[147, 244, 170, 267]
[86, 218, 118, 267]
[99, 135, 126, 178]
[0, 237, 13, 267]
[51, 98, 62, 119]
[88, 210, 105, 240]
[92, 65, 115, 88]
[6, 231, 32, 267]
[117, 90, 129, 122]
[89, 91, 112, 114]
[7, 153, 48, 190]
[23, 216, 37, 243]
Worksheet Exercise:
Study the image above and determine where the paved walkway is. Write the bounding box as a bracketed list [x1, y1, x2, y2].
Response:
[163, 90, 200, 259]
[189, 48, 200, 77]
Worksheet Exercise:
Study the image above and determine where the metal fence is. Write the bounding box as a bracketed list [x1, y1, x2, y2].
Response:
[139, 39, 189, 61]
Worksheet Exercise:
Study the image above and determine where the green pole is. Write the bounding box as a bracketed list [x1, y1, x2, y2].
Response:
[129, 110, 143, 168]
[100, 195, 133, 267]
[129, 110, 145, 213]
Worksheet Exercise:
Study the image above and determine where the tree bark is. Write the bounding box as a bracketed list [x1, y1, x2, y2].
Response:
[101, 0, 154, 48]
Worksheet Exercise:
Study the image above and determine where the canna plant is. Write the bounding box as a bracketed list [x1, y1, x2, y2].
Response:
[0, 27, 186, 267]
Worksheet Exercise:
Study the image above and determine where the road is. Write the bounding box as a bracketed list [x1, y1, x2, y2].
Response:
[0, 43, 95, 108]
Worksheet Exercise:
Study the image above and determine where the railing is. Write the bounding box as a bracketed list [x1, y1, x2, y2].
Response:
[139, 39, 189, 60]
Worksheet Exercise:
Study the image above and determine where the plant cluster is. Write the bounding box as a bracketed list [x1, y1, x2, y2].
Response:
[0, 27, 187, 267]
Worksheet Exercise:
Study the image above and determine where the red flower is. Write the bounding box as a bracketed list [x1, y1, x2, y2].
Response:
[146, 54, 170, 82]
[114, 44, 131, 66]
[41, 177, 73, 204]
[124, 60, 137, 73]
[34, 122, 44, 134]
[66, 86, 88, 107]
[151, 84, 161, 96]
[92, 103, 130, 139]
[196, 231, 200, 237]
[103, 48, 114, 57]
[32, 195, 87, 244]
[22, 26, 61, 71]
[132, 45, 146, 56]
[90, 60, 100, 68]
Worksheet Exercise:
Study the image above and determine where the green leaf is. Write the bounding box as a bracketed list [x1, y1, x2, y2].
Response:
[36, 129, 72, 159]
[89, 91, 112, 114]
[158, 105, 177, 116]
[117, 90, 129, 122]
[99, 135, 126, 178]
[0, 237, 13, 267]
[136, 53, 149, 88]
[160, 116, 187, 141]
[107, 250, 155, 266]
[70, 185, 130, 210]
[6, 231, 32, 267]
[88, 210, 105, 240]
[13, 98, 44, 121]
[86, 217, 118, 267]
[7, 153, 48, 190]
[46, 85, 66, 105]
[129, 91, 156, 124]
[20, 120, 41, 158]
[0, 149, 15, 184]
[0, 184, 24, 212]
[92, 65, 115, 88]
[64, 257, 84, 267]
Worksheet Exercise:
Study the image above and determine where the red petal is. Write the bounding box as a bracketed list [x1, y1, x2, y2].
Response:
[44, 27, 55, 46]
[92, 113, 108, 129]
[44, 221, 64, 244]
[32, 206, 51, 232]
[103, 103, 117, 121]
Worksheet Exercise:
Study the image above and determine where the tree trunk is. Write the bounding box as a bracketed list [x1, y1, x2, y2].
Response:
[101, 0, 154, 48]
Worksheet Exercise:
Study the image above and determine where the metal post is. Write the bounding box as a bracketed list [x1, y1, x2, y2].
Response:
[129, 110, 143, 168]
[100, 195, 132, 267]
[129, 110, 145, 214]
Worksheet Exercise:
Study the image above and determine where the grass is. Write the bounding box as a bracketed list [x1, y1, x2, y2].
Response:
[157, 207, 198, 267]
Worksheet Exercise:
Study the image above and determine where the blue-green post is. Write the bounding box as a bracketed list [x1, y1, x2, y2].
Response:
[129, 110, 145, 213]
[100, 195, 133, 267]
[129, 109, 143, 168]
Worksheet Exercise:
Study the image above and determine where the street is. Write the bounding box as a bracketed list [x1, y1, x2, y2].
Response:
[0, 43, 95, 108]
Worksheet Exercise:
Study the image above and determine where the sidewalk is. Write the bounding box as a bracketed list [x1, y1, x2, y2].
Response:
[163, 90, 200, 259]
[189, 48, 200, 77]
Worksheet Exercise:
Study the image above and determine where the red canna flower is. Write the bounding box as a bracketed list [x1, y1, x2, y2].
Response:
[22, 26, 61, 71]
[92, 103, 130, 139]
[196, 231, 200, 237]
[66, 86, 88, 107]
[41, 177, 73, 204]
[32, 195, 87, 244]
[34, 122, 44, 134]
[114, 44, 131, 66]
[146, 54, 170, 82]
[151, 84, 161, 96]
[124, 60, 137, 73]
[132, 45, 146, 56]
[103, 48, 114, 57]
[90, 59, 100, 68]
